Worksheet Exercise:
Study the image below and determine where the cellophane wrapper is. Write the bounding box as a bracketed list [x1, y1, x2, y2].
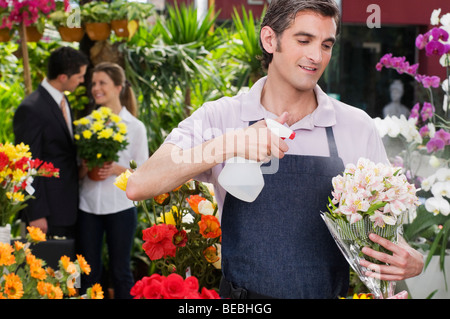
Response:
[321, 212, 406, 299]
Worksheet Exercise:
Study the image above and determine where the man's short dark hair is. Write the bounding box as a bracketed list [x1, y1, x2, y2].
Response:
[47, 46, 89, 80]
[259, 0, 341, 70]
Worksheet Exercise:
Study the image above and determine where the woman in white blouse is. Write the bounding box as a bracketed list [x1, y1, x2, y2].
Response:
[77, 62, 148, 299]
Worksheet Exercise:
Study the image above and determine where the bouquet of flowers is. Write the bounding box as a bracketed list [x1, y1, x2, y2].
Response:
[115, 166, 222, 298]
[0, 142, 59, 228]
[321, 158, 420, 299]
[73, 106, 128, 172]
[374, 8, 450, 275]
[0, 226, 103, 299]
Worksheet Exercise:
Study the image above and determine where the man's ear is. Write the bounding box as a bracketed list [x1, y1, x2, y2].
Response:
[260, 26, 278, 54]
[57, 73, 68, 83]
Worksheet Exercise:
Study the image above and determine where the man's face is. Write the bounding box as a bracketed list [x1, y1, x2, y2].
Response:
[268, 11, 337, 92]
[62, 65, 87, 92]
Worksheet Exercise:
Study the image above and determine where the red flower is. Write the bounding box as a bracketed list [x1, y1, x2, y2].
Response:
[198, 215, 221, 239]
[173, 230, 188, 247]
[130, 273, 220, 299]
[142, 224, 177, 260]
[38, 161, 60, 177]
[0, 152, 10, 170]
[161, 273, 186, 299]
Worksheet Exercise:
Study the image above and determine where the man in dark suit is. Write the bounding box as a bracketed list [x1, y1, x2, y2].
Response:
[13, 47, 89, 238]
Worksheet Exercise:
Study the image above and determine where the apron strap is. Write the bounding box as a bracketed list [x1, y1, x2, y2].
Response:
[325, 126, 339, 158]
[249, 120, 339, 158]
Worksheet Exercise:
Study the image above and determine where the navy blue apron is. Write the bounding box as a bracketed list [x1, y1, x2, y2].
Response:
[220, 124, 349, 299]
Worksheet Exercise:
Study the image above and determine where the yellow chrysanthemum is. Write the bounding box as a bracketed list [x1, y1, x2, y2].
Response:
[99, 106, 112, 116]
[98, 128, 114, 139]
[89, 283, 104, 299]
[91, 110, 103, 121]
[82, 130, 92, 139]
[78, 117, 90, 125]
[110, 114, 121, 123]
[92, 121, 104, 132]
[3, 273, 24, 299]
[117, 122, 127, 134]
[96, 153, 102, 159]
[76, 254, 91, 275]
[114, 169, 132, 192]
[26, 226, 46, 242]
[113, 133, 125, 143]
[0, 242, 15, 266]
[74, 134, 80, 140]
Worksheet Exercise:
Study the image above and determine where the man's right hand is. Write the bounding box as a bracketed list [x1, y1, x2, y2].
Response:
[29, 217, 48, 234]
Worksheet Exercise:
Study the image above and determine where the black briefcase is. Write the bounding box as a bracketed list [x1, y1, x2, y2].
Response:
[31, 238, 76, 269]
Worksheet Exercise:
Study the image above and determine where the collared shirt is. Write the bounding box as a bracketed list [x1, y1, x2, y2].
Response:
[79, 107, 149, 215]
[164, 76, 388, 215]
[41, 78, 73, 137]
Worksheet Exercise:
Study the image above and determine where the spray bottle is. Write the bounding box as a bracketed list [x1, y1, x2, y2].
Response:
[218, 118, 295, 202]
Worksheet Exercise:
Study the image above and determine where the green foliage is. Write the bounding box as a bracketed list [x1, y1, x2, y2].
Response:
[109, 0, 154, 21]
[81, 1, 111, 23]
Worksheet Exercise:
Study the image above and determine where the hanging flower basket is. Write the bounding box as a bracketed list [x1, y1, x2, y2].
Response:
[85, 22, 111, 41]
[25, 26, 43, 42]
[58, 26, 85, 42]
[111, 19, 138, 38]
[0, 29, 11, 42]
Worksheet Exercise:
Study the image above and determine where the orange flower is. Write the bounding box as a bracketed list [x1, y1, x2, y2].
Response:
[2, 273, 23, 299]
[0, 242, 15, 266]
[26, 226, 46, 242]
[186, 195, 206, 214]
[198, 215, 221, 239]
[29, 262, 47, 280]
[60, 255, 71, 271]
[89, 283, 104, 299]
[203, 246, 220, 263]
[153, 192, 170, 205]
[77, 254, 91, 275]
[37, 281, 63, 299]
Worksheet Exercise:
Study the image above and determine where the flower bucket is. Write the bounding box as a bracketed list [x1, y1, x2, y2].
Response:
[0, 28, 11, 42]
[85, 22, 111, 41]
[0, 224, 11, 244]
[25, 26, 42, 42]
[58, 26, 85, 42]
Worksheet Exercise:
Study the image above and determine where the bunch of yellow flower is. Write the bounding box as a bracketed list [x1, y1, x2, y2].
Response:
[73, 106, 128, 170]
[0, 226, 103, 299]
[0, 142, 59, 227]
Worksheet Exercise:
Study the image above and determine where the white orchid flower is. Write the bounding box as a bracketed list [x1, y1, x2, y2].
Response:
[425, 197, 450, 216]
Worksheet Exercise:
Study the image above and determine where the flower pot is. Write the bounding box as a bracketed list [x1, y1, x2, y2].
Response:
[0, 224, 11, 244]
[85, 22, 111, 41]
[58, 26, 85, 42]
[87, 162, 112, 181]
[0, 28, 11, 42]
[111, 19, 129, 37]
[25, 26, 43, 42]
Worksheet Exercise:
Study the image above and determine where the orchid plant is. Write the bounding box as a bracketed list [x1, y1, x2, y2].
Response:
[374, 9, 450, 277]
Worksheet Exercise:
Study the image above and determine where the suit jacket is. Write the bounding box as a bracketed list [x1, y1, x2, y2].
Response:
[13, 84, 79, 227]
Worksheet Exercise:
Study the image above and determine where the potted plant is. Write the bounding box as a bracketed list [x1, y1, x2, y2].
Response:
[0, 0, 55, 42]
[81, 1, 111, 41]
[109, 0, 153, 38]
[49, 2, 84, 42]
